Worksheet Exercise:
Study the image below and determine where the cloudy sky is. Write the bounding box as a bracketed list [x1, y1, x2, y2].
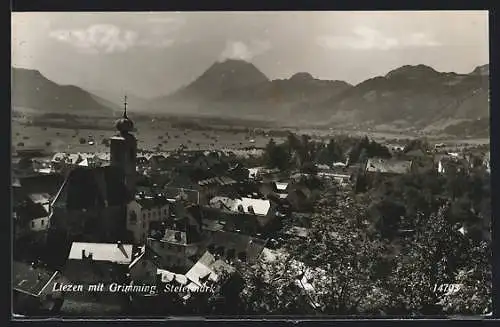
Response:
[12, 11, 489, 98]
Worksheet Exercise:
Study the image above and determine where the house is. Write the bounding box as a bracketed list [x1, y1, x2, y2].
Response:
[181, 251, 241, 303]
[198, 176, 238, 203]
[14, 200, 50, 238]
[434, 155, 469, 175]
[17, 173, 65, 198]
[275, 182, 290, 195]
[365, 158, 412, 176]
[248, 167, 264, 180]
[209, 196, 275, 217]
[128, 246, 164, 284]
[13, 261, 64, 315]
[208, 196, 280, 231]
[204, 230, 267, 264]
[127, 195, 170, 244]
[49, 166, 131, 243]
[63, 242, 134, 284]
[146, 207, 204, 273]
[60, 242, 134, 305]
[193, 152, 225, 172]
[13, 184, 51, 243]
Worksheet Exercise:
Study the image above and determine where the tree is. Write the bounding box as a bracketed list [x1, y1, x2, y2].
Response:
[384, 204, 489, 315]
[237, 186, 392, 315]
[437, 241, 491, 315]
[263, 139, 291, 171]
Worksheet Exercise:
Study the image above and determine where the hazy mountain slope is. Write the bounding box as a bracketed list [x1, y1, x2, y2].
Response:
[151, 60, 352, 119]
[312, 64, 489, 127]
[11, 67, 115, 116]
[88, 89, 151, 112]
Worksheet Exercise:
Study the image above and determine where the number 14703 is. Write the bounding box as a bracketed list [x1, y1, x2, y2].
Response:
[433, 284, 463, 294]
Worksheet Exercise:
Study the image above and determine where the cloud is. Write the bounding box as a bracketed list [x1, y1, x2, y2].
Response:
[49, 24, 138, 54]
[317, 26, 441, 51]
[49, 23, 179, 54]
[219, 39, 271, 61]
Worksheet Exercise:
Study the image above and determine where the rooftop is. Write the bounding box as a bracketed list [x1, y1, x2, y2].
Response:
[185, 251, 235, 286]
[54, 166, 130, 209]
[68, 242, 133, 264]
[365, 158, 412, 175]
[13, 261, 58, 297]
[198, 176, 237, 187]
[210, 196, 271, 216]
[134, 196, 170, 210]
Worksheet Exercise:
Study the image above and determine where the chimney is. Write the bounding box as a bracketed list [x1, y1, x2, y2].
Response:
[117, 241, 122, 248]
[174, 231, 182, 241]
[82, 249, 86, 259]
[238, 204, 244, 213]
[88, 252, 93, 260]
[248, 205, 255, 214]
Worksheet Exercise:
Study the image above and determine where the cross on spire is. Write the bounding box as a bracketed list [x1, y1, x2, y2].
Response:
[123, 94, 128, 118]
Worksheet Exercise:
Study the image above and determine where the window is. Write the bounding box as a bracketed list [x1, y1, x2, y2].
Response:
[31, 221, 35, 228]
[142, 212, 146, 219]
[41, 220, 45, 226]
[148, 212, 151, 218]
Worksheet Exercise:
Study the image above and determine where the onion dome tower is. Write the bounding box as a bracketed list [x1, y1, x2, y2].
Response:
[110, 95, 137, 198]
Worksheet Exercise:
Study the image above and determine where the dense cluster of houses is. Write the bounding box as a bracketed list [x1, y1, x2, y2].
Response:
[12, 107, 491, 315]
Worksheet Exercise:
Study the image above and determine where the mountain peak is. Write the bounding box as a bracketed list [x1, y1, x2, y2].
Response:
[470, 64, 489, 76]
[385, 64, 439, 79]
[172, 58, 269, 99]
[290, 72, 315, 81]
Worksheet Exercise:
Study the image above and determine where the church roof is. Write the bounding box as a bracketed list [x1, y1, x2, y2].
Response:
[53, 166, 130, 210]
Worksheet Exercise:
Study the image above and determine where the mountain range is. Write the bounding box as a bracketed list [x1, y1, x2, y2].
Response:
[11, 67, 115, 116]
[11, 60, 490, 134]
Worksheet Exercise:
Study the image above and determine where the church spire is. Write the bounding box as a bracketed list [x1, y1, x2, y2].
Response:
[123, 94, 128, 118]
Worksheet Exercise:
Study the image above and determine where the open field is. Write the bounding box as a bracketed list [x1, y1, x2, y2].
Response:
[12, 115, 489, 155]
[11, 120, 276, 154]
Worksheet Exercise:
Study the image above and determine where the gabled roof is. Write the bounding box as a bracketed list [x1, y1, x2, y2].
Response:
[207, 231, 267, 263]
[68, 242, 133, 264]
[13, 261, 59, 297]
[134, 196, 170, 210]
[16, 202, 48, 222]
[365, 158, 412, 175]
[129, 246, 163, 270]
[54, 166, 129, 210]
[18, 173, 65, 198]
[185, 251, 235, 286]
[210, 196, 271, 216]
[27, 192, 50, 204]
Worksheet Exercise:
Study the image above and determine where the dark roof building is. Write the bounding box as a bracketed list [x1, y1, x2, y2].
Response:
[13, 261, 59, 298]
[52, 166, 129, 210]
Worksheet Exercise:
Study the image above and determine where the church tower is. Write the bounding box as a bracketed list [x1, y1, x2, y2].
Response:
[110, 95, 137, 198]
